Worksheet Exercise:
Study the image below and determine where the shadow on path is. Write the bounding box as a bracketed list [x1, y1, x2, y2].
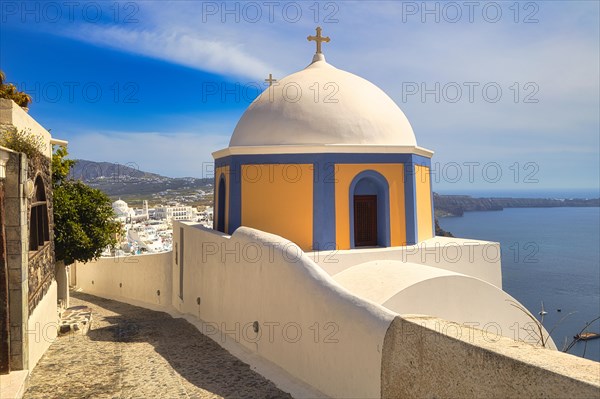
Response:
[24, 291, 291, 399]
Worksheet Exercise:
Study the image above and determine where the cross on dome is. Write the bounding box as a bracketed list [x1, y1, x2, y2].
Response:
[307, 26, 330, 54]
[264, 73, 277, 86]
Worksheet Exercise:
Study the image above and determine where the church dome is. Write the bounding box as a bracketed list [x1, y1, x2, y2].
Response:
[229, 55, 417, 147]
[112, 199, 130, 217]
[113, 199, 128, 208]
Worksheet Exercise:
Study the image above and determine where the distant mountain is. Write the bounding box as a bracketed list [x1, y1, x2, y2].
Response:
[70, 160, 213, 203]
[71, 160, 164, 181]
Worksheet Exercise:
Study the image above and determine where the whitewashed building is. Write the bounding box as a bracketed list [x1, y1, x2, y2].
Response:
[153, 204, 196, 221]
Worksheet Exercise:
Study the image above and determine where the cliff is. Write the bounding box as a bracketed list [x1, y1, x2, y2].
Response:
[434, 193, 600, 218]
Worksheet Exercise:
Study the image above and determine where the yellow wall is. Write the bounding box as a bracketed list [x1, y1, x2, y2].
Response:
[416, 165, 433, 242]
[215, 165, 230, 233]
[241, 164, 313, 250]
[335, 164, 406, 250]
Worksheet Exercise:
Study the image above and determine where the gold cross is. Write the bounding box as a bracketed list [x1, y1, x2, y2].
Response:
[264, 73, 277, 86]
[307, 26, 330, 54]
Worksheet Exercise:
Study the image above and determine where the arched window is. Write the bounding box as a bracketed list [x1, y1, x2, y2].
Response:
[216, 174, 226, 233]
[349, 171, 391, 248]
[29, 176, 50, 251]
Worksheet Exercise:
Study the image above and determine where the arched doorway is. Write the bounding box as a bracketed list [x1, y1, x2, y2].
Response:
[349, 171, 390, 248]
[29, 176, 50, 251]
[216, 175, 226, 233]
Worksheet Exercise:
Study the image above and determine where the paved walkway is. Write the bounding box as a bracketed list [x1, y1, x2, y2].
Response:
[23, 292, 291, 399]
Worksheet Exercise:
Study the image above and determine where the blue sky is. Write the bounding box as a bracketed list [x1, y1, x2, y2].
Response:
[1, 1, 598, 195]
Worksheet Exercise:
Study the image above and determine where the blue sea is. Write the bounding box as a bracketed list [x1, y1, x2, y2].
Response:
[438, 207, 600, 362]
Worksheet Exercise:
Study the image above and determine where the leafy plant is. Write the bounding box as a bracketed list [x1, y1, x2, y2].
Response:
[0, 127, 45, 159]
[52, 147, 123, 265]
[51, 145, 76, 187]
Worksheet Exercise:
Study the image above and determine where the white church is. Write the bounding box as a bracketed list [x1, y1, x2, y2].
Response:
[73, 28, 598, 399]
[210, 26, 555, 348]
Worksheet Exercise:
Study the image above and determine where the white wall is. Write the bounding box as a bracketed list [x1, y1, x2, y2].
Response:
[73, 225, 599, 398]
[27, 281, 58, 370]
[75, 252, 172, 309]
[0, 99, 52, 158]
[311, 236, 503, 288]
[172, 223, 396, 399]
[382, 315, 600, 399]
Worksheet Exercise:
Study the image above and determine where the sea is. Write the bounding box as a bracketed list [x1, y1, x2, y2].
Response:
[438, 204, 600, 362]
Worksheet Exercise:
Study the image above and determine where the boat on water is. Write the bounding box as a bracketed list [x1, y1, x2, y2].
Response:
[574, 332, 600, 341]
[539, 301, 548, 316]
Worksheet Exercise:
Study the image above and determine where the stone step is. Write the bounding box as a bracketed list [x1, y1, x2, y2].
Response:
[58, 306, 93, 335]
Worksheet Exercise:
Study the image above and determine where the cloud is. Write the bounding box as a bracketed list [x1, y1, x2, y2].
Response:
[61, 24, 282, 80]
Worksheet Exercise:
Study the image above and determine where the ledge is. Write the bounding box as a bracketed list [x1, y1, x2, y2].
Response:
[212, 144, 434, 159]
[382, 315, 600, 399]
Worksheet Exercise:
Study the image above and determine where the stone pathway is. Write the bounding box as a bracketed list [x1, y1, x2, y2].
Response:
[23, 292, 291, 399]
[58, 305, 93, 335]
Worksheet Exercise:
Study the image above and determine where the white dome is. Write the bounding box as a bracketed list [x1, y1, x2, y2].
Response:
[229, 56, 417, 147]
[112, 199, 128, 209]
[112, 199, 130, 217]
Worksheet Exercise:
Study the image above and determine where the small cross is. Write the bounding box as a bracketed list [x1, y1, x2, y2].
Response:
[265, 73, 277, 86]
[307, 26, 330, 54]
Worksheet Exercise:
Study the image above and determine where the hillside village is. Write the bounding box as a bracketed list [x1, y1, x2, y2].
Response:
[71, 160, 214, 208]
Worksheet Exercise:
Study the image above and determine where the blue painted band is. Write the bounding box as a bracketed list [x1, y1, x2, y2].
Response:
[216, 174, 226, 233]
[404, 163, 418, 245]
[429, 167, 435, 237]
[215, 152, 431, 172]
[312, 154, 336, 250]
[214, 152, 429, 246]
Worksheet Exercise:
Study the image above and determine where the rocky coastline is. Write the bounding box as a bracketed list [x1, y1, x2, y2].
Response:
[433, 193, 599, 237]
[434, 193, 599, 218]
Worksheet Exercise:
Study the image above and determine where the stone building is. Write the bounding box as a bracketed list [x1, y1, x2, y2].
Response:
[0, 98, 67, 380]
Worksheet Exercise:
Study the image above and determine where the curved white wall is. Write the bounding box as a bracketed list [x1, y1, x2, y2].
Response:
[312, 236, 503, 288]
[334, 260, 556, 349]
[172, 224, 396, 398]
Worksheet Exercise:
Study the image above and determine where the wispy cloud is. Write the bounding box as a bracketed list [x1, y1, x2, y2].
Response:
[61, 24, 282, 80]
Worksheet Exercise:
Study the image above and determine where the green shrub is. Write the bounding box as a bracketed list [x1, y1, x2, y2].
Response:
[0, 127, 46, 159]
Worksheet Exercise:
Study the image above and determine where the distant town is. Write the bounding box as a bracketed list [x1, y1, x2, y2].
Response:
[67, 160, 214, 256]
[109, 198, 213, 256]
[71, 159, 214, 208]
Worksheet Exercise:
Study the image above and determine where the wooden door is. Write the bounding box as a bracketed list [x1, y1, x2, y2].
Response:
[354, 195, 377, 247]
